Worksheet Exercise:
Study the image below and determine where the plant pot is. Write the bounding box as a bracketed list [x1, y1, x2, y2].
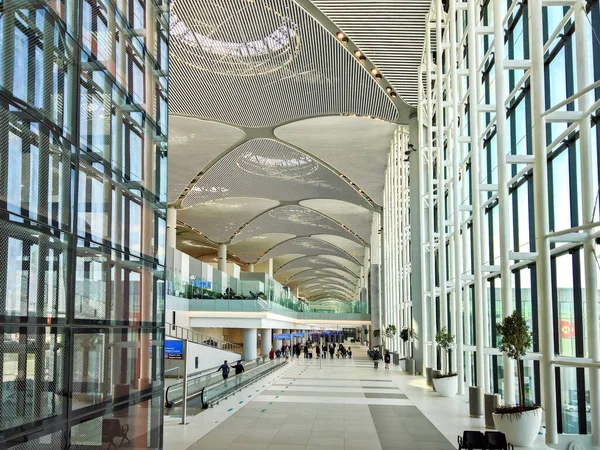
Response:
[492, 407, 542, 448]
[432, 375, 458, 397]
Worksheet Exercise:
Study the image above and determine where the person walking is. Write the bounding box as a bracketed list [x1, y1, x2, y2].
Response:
[275, 348, 281, 358]
[316, 345, 321, 358]
[373, 349, 381, 369]
[234, 360, 245, 375]
[321, 343, 327, 358]
[217, 360, 230, 380]
[304, 343, 309, 358]
[329, 344, 335, 359]
[384, 351, 391, 370]
[269, 348, 275, 360]
[348, 347, 352, 358]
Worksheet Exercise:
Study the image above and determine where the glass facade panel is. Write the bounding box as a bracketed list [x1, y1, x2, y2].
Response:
[0, 0, 167, 447]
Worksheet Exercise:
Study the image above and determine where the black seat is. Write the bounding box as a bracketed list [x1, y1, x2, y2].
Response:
[458, 431, 487, 450]
[485, 431, 514, 450]
[102, 418, 130, 450]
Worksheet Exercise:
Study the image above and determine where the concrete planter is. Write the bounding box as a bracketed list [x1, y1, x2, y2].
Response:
[484, 393, 501, 429]
[425, 367, 433, 386]
[492, 407, 542, 447]
[432, 375, 458, 397]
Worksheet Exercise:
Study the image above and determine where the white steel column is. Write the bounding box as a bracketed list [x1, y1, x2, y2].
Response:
[529, 0, 557, 442]
[218, 243, 227, 273]
[261, 328, 272, 357]
[493, 0, 516, 405]
[574, 0, 599, 442]
[448, 0, 464, 394]
[435, 0, 448, 373]
[243, 328, 257, 361]
[167, 206, 177, 250]
[248, 264, 255, 272]
[466, 0, 486, 390]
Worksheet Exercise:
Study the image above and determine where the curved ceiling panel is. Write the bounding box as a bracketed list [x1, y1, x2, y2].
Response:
[275, 116, 397, 204]
[313, 235, 365, 260]
[259, 237, 359, 265]
[301, 277, 356, 290]
[310, 0, 430, 106]
[232, 206, 363, 245]
[169, 0, 398, 127]
[168, 117, 245, 202]
[320, 255, 362, 273]
[181, 139, 373, 210]
[176, 227, 218, 258]
[300, 199, 373, 242]
[276, 255, 360, 277]
[228, 233, 296, 263]
[178, 197, 280, 242]
[286, 268, 357, 285]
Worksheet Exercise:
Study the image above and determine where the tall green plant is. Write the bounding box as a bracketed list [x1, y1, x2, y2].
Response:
[435, 327, 454, 374]
[496, 310, 533, 407]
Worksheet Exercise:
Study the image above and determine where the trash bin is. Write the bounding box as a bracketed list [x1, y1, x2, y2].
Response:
[469, 386, 484, 418]
[393, 352, 400, 365]
[426, 367, 433, 386]
[485, 393, 501, 428]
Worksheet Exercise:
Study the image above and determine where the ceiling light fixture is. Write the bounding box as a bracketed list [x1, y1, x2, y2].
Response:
[354, 50, 365, 60]
[370, 68, 378, 75]
[336, 31, 348, 42]
[390, 91, 397, 97]
[385, 86, 392, 93]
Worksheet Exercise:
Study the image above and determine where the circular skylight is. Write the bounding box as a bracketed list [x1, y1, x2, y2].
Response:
[170, 0, 301, 76]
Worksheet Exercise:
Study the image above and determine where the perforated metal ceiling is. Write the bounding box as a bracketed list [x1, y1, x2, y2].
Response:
[178, 198, 280, 243]
[259, 237, 359, 264]
[169, 0, 399, 127]
[276, 255, 359, 277]
[232, 205, 363, 245]
[168, 116, 245, 202]
[310, 0, 430, 106]
[299, 199, 373, 242]
[275, 116, 396, 205]
[181, 139, 373, 210]
[228, 233, 296, 263]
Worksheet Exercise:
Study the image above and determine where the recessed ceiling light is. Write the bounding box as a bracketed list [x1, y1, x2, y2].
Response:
[390, 91, 397, 97]
[386, 86, 393, 93]
[354, 50, 365, 60]
[336, 31, 348, 42]
[370, 68, 378, 75]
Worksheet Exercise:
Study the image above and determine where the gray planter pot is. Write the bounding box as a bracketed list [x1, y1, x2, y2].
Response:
[407, 359, 416, 375]
[425, 367, 433, 387]
[469, 386, 484, 418]
[485, 393, 501, 429]
[432, 370, 441, 392]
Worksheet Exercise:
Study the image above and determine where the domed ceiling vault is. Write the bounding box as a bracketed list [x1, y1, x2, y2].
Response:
[169, 0, 422, 302]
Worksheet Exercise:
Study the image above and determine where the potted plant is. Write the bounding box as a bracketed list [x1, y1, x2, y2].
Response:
[492, 311, 541, 447]
[432, 327, 458, 397]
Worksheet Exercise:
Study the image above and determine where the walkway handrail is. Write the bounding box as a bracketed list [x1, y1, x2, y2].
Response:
[200, 358, 287, 408]
[165, 322, 242, 352]
[164, 356, 271, 407]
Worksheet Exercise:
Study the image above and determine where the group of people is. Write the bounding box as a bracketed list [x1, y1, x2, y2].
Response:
[217, 359, 245, 380]
[282, 341, 352, 359]
[370, 349, 392, 369]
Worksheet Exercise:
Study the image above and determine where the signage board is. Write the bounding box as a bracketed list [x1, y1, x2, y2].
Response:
[273, 333, 291, 340]
[193, 280, 211, 289]
[164, 340, 183, 359]
[292, 332, 305, 337]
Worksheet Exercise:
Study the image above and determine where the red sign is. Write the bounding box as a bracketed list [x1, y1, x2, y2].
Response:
[560, 320, 575, 338]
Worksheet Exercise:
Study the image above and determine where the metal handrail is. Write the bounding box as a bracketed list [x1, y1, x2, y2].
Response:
[200, 358, 287, 408]
[164, 356, 268, 407]
[165, 322, 242, 352]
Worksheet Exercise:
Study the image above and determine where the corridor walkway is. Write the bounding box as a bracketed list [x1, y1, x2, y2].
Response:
[177, 345, 455, 450]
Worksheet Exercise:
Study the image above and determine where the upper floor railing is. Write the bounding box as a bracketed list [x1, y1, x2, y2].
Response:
[165, 322, 242, 353]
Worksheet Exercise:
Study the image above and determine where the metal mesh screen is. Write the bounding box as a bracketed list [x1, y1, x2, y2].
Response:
[276, 255, 360, 278]
[0, 329, 66, 432]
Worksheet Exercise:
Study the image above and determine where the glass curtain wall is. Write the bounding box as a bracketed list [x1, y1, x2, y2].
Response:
[0, 0, 168, 448]
[418, 0, 600, 444]
[382, 126, 412, 356]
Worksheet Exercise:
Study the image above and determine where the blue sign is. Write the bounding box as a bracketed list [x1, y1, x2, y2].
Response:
[273, 333, 291, 340]
[292, 332, 305, 337]
[164, 340, 183, 359]
[193, 281, 211, 288]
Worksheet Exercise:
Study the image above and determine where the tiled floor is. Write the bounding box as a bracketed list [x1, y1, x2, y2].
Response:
[168, 346, 454, 450]
[163, 344, 557, 450]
